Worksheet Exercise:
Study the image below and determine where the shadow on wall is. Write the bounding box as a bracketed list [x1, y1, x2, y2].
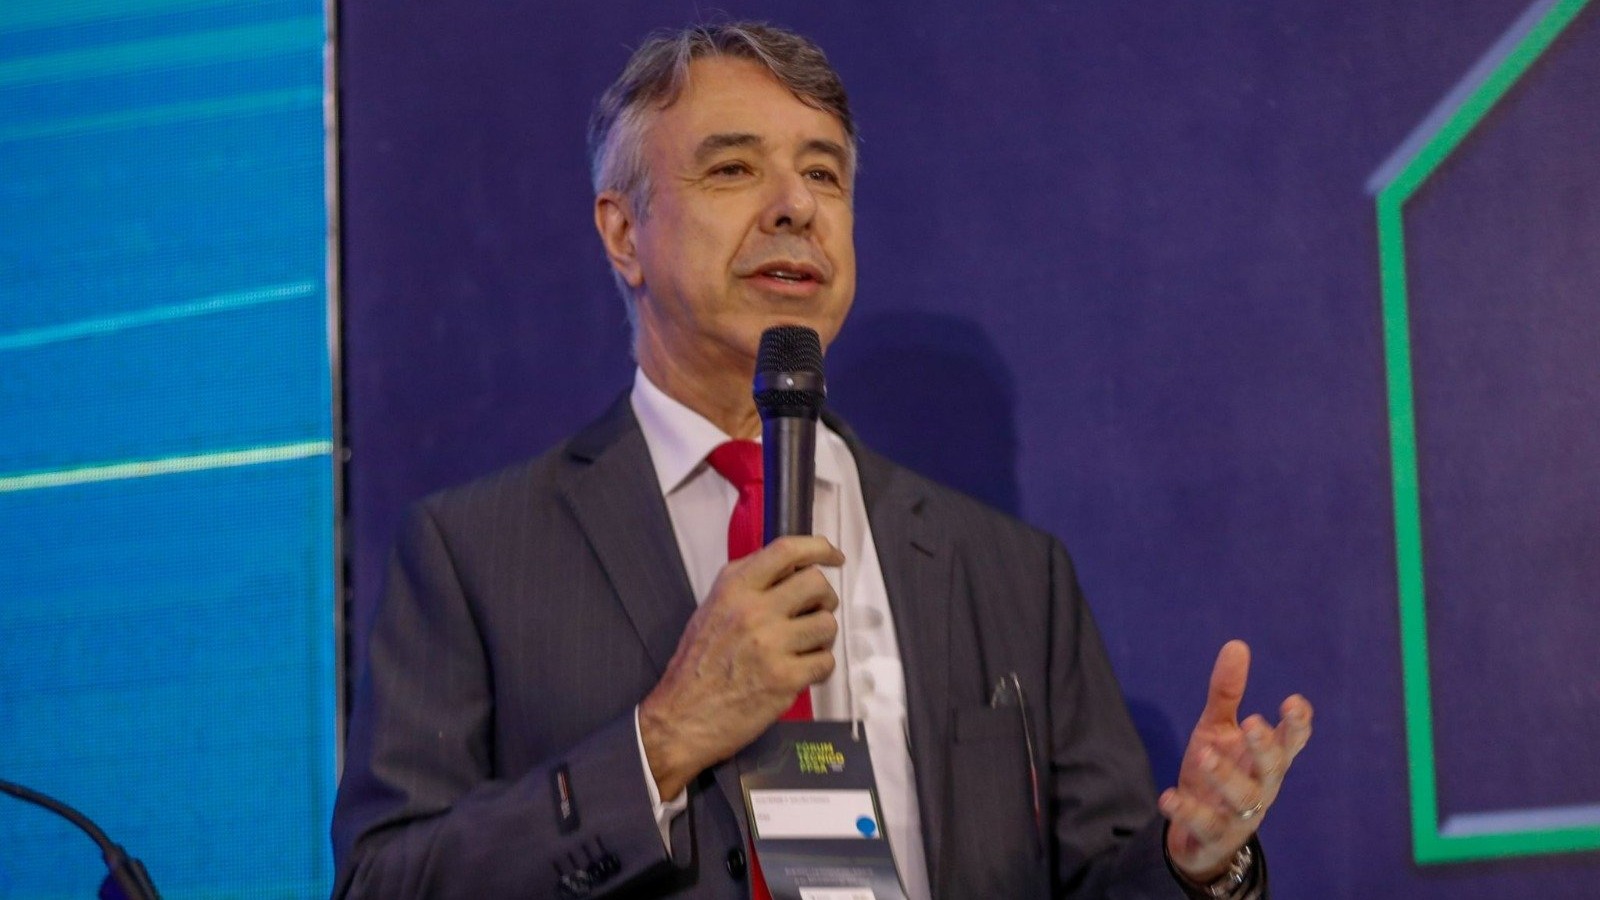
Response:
[827, 310, 1021, 516]
[827, 310, 1182, 789]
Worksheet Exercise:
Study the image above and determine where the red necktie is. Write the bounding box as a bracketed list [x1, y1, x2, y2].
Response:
[705, 440, 814, 721]
[706, 440, 812, 900]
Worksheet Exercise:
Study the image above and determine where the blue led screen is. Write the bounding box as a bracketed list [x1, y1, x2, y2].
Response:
[0, 1, 335, 896]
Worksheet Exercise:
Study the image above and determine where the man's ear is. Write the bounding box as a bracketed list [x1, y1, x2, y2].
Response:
[594, 191, 644, 289]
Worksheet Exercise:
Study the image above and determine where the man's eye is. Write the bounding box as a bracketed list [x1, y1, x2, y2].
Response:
[710, 162, 751, 177]
[805, 168, 841, 185]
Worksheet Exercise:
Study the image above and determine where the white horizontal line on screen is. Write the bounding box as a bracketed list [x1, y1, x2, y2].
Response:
[0, 281, 318, 352]
[0, 440, 334, 493]
[0, 86, 322, 143]
[0, 0, 245, 34]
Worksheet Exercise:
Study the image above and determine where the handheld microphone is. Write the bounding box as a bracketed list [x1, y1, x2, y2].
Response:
[753, 326, 826, 542]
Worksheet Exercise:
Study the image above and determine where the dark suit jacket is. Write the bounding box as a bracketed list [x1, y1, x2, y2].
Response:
[331, 397, 1229, 899]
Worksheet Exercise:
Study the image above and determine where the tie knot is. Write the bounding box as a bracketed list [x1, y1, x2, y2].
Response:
[707, 440, 763, 490]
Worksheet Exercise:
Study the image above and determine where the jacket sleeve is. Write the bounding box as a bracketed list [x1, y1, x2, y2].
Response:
[1044, 539, 1267, 899]
[330, 502, 675, 899]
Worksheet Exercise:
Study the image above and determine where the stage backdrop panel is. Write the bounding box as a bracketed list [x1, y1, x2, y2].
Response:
[0, 0, 336, 896]
[339, 1, 1600, 897]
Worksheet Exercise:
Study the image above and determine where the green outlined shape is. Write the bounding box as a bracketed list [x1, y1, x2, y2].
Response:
[1367, 0, 1598, 865]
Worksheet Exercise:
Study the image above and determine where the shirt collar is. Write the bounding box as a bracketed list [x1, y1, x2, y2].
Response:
[630, 368, 843, 496]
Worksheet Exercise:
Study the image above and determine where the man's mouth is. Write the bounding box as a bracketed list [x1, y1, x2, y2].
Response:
[751, 261, 825, 285]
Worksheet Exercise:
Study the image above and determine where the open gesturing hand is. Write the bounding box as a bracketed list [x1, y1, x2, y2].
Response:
[1160, 640, 1313, 884]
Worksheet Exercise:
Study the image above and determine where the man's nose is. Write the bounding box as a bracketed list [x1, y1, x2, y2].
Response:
[761, 170, 818, 233]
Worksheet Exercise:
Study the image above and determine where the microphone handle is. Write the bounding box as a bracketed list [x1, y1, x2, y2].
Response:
[762, 415, 817, 542]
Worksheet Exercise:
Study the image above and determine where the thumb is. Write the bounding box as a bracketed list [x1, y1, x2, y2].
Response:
[1199, 639, 1251, 727]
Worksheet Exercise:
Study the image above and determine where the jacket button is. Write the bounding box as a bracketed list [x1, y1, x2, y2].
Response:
[725, 846, 747, 880]
[557, 870, 593, 897]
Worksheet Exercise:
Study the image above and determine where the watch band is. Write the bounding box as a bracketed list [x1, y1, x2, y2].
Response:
[1199, 843, 1254, 898]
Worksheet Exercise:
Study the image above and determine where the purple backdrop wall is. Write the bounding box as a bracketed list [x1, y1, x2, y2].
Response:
[337, 2, 1600, 896]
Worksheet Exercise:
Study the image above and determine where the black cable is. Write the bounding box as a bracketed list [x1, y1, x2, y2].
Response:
[0, 778, 161, 900]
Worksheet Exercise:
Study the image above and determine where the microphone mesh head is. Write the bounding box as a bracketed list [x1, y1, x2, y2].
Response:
[754, 326, 825, 415]
[756, 326, 823, 378]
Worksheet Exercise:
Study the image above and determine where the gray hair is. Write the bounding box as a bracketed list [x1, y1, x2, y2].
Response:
[588, 22, 858, 218]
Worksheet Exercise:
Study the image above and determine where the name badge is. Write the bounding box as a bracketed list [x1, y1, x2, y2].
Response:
[737, 721, 907, 900]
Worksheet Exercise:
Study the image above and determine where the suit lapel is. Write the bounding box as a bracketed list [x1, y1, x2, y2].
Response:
[835, 418, 954, 893]
[559, 399, 962, 857]
[558, 396, 698, 677]
[558, 396, 750, 821]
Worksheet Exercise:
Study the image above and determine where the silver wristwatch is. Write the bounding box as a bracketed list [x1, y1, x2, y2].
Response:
[1199, 843, 1254, 898]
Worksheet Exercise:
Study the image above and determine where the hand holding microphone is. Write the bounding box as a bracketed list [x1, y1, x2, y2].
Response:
[639, 327, 839, 798]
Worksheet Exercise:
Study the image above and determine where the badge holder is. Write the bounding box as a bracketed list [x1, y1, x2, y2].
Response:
[737, 721, 908, 900]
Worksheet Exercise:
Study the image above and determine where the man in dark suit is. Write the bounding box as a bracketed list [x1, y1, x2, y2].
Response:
[332, 22, 1313, 899]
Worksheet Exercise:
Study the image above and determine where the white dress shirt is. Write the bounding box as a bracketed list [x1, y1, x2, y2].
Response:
[629, 368, 932, 900]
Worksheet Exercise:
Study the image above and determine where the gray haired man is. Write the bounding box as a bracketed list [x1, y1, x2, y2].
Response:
[333, 22, 1312, 899]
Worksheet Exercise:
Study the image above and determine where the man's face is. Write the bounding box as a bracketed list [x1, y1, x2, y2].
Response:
[607, 56, 856, 391]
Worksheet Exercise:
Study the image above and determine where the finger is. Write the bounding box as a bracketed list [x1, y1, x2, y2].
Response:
[1240, 715, 1286, 785]
[779, 608, 839, 655]
[1182, 732, 1244, 807]
[739, 536, 846, 587]
[1275, 694, 1314, 762]
[767, 565, 841, 616]
[1197, 639, 1251, 727]
[791, 646, 836, 687]
[1197, 745, 1267, 820]
[1159, 788, 1232, 845]
[1213, 726, 1251, 768]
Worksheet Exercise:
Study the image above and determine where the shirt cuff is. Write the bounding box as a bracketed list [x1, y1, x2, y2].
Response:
[635, 705, 689, 854]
